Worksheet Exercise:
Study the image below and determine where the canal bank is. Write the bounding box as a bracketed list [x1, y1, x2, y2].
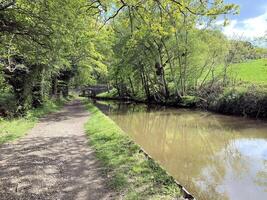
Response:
[91, 84, 267, 119]
[83, 100, 194, 200]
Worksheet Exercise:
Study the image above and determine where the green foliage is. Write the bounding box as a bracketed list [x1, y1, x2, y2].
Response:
[207, 84, 267, 118]
[0, 91, 16, 115]
[180, 96, 200, 107]
[26, 98, 67, 119]
[0, 0, 244, 109]
[228, 40, 267, 63]
[0, 98, 66, 144]
[2, 0, 265, 115]
[84, 101, 181, 199]
[105, 0, 238, 101]
[96, 89, 118, 98]
[0, 0, 113, 112]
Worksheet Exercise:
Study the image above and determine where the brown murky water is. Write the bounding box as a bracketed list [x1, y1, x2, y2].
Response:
[95, 101, 267, 200]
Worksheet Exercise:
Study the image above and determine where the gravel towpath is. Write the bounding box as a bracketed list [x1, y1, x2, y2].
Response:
[0, 100, 115, 200]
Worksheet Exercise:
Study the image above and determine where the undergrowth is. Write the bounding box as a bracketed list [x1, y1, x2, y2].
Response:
[0, 98, 67, 144]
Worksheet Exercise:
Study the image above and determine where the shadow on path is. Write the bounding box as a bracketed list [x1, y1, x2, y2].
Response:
[0, 100, 115, 200]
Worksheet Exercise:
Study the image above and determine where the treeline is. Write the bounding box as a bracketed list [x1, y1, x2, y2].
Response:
[229, 40, 267, 62]
[1, 0, 266, 117]
[105, 1, 266, 104]
[0, 0, 111, 115]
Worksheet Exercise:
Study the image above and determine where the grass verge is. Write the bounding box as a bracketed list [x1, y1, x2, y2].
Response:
[84, 101, 183, 200]
[0, 98, 67, 144]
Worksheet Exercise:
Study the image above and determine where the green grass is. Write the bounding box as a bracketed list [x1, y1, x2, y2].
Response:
[96, 89, 118, 98]
[228, 59, 267, 84]
[83, 100, 181, 200]
[200, 59, 267, 85]
[0, 99, 67, 144]
[0, 119, 36, 144]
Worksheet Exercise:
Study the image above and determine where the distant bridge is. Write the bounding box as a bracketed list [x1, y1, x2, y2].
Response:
[81, 85, 110, 97]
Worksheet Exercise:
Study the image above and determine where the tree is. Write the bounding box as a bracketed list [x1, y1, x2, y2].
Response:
[106, 0, 237, 102]
[0, 0, 112, 113]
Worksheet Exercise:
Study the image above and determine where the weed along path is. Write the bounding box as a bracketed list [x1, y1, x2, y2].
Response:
[0, 100, 115, 200]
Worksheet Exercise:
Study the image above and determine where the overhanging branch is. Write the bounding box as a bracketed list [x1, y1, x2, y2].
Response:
[0, 0, 16, 11]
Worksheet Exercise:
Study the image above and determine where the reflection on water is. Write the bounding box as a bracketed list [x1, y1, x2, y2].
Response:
[95, 101, 267, 200]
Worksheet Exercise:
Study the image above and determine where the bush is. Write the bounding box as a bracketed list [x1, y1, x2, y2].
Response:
[207, 85, 267, 118]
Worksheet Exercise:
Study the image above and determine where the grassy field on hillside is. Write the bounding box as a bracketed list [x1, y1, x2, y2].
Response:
[227, 59, 267, 84]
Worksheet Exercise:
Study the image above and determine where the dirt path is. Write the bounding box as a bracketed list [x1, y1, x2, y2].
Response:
[0, 100, 116, 200]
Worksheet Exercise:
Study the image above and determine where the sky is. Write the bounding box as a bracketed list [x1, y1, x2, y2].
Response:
[219, 0, 267, 40]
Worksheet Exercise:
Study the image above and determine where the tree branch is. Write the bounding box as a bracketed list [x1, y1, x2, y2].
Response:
[0, 0, 15, 11]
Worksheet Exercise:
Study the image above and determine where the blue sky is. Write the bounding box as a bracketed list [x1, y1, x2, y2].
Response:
[220, 0, 267, 39]
[226, 0, 267, 20]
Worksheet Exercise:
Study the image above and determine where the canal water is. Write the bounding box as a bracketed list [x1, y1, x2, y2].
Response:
[94, 100, 267, 200]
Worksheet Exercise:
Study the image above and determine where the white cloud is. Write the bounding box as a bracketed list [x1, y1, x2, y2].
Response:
[219, 10, 267, 40]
